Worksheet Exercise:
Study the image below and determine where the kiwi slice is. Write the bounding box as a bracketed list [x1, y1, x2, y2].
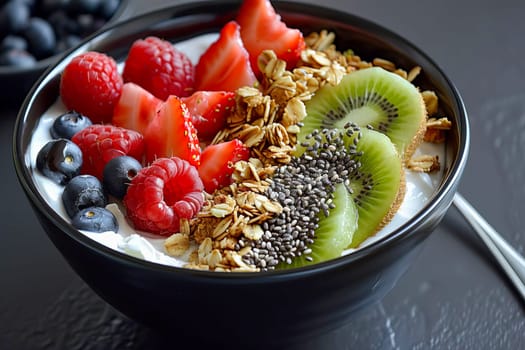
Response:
[299, 67, 427, 160]
[345, 128, 405, 248]
[278, 182, 358, 269]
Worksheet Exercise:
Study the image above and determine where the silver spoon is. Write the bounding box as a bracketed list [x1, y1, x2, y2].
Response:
[453, 192, 525, 301]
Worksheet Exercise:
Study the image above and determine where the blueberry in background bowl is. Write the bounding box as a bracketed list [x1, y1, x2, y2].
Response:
[13, 0, 469, 347]
[0, 0, 125, 105]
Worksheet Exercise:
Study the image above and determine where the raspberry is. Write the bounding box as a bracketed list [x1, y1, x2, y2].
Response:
[60, 51, 123, 124]
[122, 36, 195, 100]
[123, 157, 204, 235]
[72, 124, 144, 180]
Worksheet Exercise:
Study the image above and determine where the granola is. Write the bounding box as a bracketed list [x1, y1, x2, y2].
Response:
[407, 154, 441, 173]
[163, 30, 451, 271]
[424, 117, 452, 143]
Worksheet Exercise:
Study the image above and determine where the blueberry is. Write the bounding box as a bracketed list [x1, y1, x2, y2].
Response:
[0, 1, 30, 35]
[23, 17, 56, 59]
[76, 13, 95, 36]
[1, 34, 27, 51]
[54, 33, 81, 53]
[103, 156, 142, 199]
[0, 48, 35, 67]
[36, 138, 82, 185]
[62, 174, 107, 218]
[98, 0, 119, 20]
[14, 0, 35, 10]
[50, 111, 92, 139]
[38, 0, 70, 15]
[71, 206, 118, 233]
[68, 0, 101, 15]
[47, 10, 77, 37]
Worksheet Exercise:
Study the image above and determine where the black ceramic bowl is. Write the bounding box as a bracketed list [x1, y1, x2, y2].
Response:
[0, 0, 128, 105]
[13, 1, 469, 347]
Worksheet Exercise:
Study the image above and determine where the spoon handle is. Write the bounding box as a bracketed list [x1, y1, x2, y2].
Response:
[453, 193, 525, 301]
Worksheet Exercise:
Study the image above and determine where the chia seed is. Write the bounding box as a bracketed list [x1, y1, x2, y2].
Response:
[241, 123, 365, 270]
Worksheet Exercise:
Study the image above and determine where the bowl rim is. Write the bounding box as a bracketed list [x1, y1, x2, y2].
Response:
[13, 0, 470, 281]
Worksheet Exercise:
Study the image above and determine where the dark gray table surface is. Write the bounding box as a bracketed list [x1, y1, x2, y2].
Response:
[1, 0, 524, 349]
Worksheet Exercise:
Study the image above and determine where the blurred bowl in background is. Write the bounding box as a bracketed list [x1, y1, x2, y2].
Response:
[0, 0, 127, 106]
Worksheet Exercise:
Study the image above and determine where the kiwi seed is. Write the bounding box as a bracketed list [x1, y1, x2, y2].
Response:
[299, 66, 427, 161]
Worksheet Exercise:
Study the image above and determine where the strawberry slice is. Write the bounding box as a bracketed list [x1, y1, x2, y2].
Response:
[236, 0, 305, 75]
[144, 96, 200, 166]
[112, 82, 162, 135]
[182, 90, 236, 141]
[198, 139, 250, 193]
[194, 21, 257, 92]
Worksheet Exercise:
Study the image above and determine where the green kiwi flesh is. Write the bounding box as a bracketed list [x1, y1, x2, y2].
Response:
[277, 182, 358, 269]
[299, 67, 426, 159]
[345, 128, 404, 248]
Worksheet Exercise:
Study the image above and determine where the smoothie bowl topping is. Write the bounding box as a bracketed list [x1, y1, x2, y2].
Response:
[30, 0, 451, 272]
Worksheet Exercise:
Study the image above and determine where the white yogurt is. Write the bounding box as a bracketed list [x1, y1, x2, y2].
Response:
[28, 34, 444, 268]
